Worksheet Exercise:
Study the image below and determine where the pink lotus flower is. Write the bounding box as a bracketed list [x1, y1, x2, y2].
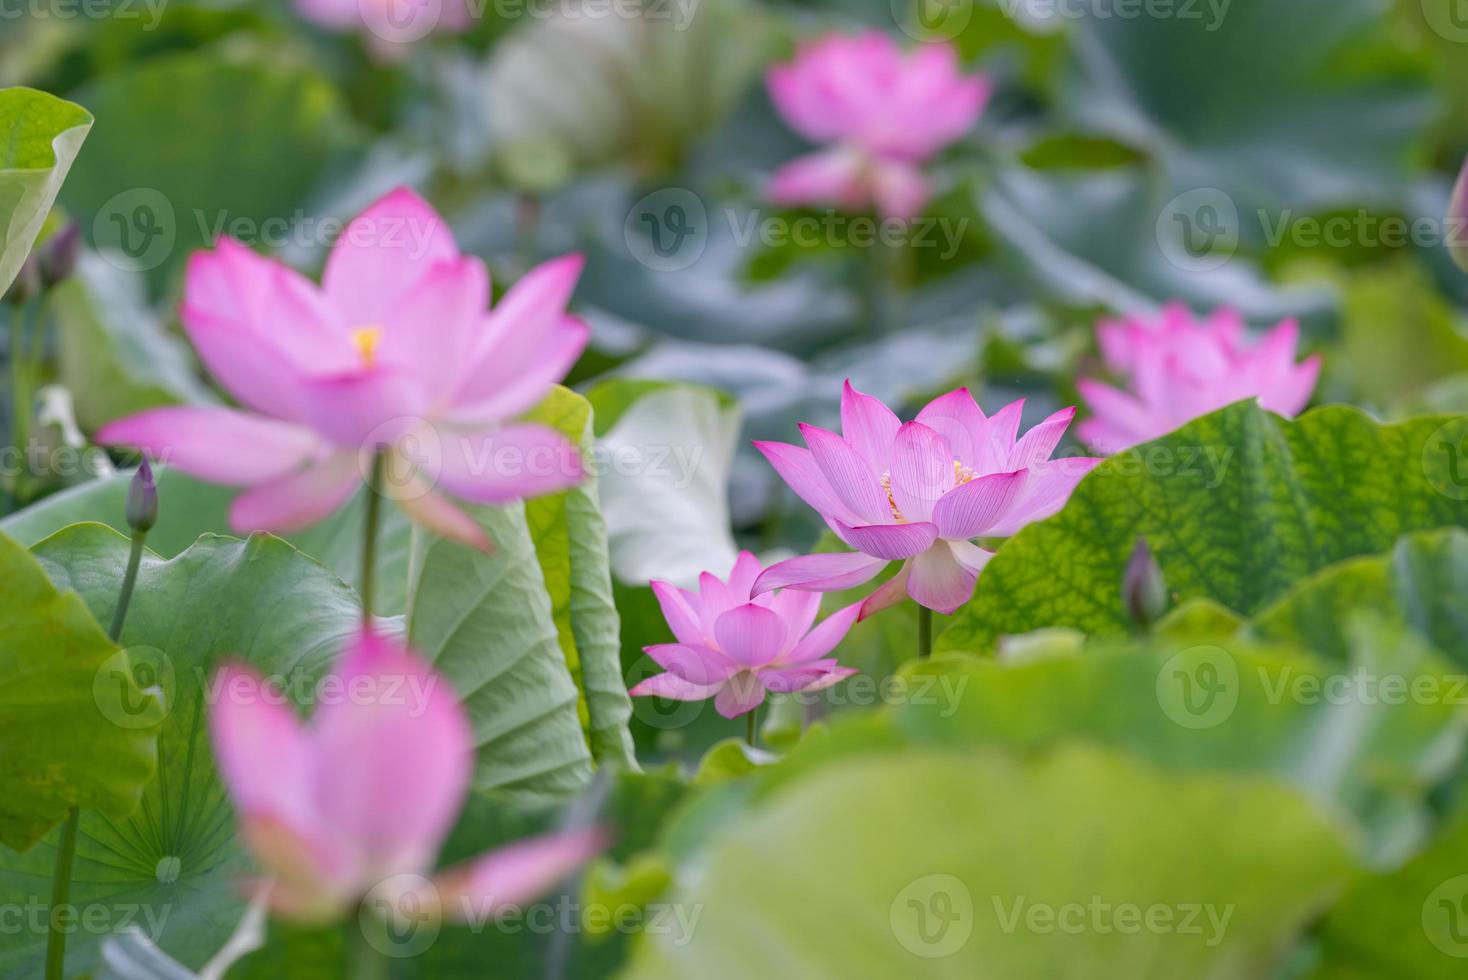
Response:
[629, 551, 861, 718]
[753, 382, 1099, 616]
[765, 31, 989, 220]
[210, 629, 604, 923]
[98, 187, 589, 552]
[1077, 303, 1321, 452]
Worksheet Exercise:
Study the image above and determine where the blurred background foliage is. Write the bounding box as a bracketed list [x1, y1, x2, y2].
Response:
[6, 0, 1468, 977]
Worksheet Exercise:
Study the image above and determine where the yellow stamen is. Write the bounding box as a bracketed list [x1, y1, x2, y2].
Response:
[351, 326, 384, 367]
[880, 471, 906, 523]
[883, 460, 980, 522]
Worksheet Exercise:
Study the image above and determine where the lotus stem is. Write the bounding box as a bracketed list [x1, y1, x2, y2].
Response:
[361, 450, 386, 626]
[48, 518, 150, 979]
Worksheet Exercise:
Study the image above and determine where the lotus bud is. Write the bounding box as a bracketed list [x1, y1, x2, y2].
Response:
[125, 457, 158, 534]
[1123, 537, 1168, 628]
[39, 221, 82, 288]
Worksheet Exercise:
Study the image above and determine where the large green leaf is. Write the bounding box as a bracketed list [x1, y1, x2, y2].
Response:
[939, 402, 1468, 653]
[1250, 527, 1468, 667]
[0, 468, 413, 616]
[767, 635, 1465, 865]
[624, 746, 1354, 979]
[0, 525, 362, 978]
[402, 387, 636, 792]
[1331, 262, 1468, 416]
[0, 87, 91, 295]
[61, 54, 357, 291]
[1309, 818, 1468, 979]
[406, 503, 596, 801]
[0, 530, 158, 852]
[587, 380, 740, 588]
[523, 387, 637, 768]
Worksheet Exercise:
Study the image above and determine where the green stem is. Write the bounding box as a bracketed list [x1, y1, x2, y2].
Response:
[43, 807, 79, 980]
[917, 605, 932, 660]
[516, 192, 541, 271]
[745, 708, 757, 748]
[110, 531, 146, 641]
[361, 451, 386, 626]
[350, 921, 391, 980]
[858, 231, 909, 336]
[47, 527, 148, 979]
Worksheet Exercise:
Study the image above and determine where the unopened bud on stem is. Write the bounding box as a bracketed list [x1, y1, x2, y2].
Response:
[1123, 537, 1168, 628]
[126, 458, 158, 534]
[39, 221, 82, 288]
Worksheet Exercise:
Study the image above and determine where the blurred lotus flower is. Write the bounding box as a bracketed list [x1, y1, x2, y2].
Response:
[753, 383, 1099, 616]
[1449, 157, 1468, 274]
[98, 187, 589, 552]
[295, 0, 472, 57]
[765, 31, 989, 220]
[210, 629, 604, 923]
[630, 551, 861, 718]
[1077, 303, 1320, 452]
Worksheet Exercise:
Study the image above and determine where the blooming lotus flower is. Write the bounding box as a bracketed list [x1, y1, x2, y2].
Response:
[1449, 157, 1468, 274]
[98, 187, 589, 552]
[1077, 304, 1320, 452]
[753, 382, 1099, 616]
[630, 551, 861, 718]
[210, 629, 603, 923]
[766, 31, 989, 220]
